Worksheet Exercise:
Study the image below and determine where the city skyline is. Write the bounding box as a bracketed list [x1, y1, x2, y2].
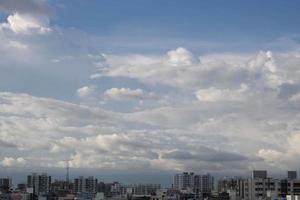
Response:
[1, 0, 300, 184]
[1, 169, 298, 188]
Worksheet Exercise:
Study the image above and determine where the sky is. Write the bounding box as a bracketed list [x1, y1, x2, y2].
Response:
[1, 0, 300, 185]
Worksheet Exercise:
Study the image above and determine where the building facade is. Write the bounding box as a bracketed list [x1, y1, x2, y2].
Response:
[74, 176, 97, 194]
[27, 173, 51, 195]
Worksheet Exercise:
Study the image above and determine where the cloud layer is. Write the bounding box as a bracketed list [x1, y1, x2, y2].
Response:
[1, 0, 300, 176]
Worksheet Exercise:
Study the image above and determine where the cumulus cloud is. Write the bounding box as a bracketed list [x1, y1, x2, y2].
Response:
[0, 12, 51, 34]
[257, 149, 284, 164]
[195, 84, 249, 102]
[0, 91, 271, 172]
[94, 48, 300, 172]
[165, 47, 197, 66]
[100, 49, 285, 93]
[1, 157, 27, 167]
[1, 15, 300, 175]
[77, 86, 95, 98]
[0, 0, 52, 35]
[4, 0, 299, 174]
[256, 133, 300, 169]
[104, 88, 155, 101]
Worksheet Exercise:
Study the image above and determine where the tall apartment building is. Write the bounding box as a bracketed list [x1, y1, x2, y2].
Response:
[201, 174, 214, 194]
[27, 173, 51, 195]
[0, 177, 12, 192]
[74, 176, 97, 193]
[173, 172, 214, 196]
[173, 172, 194, 191]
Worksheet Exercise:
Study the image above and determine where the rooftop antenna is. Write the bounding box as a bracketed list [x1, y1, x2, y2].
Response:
[66, 161, 70, 184]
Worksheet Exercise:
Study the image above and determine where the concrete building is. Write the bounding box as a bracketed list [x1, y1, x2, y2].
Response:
[27, 173, 51, 195]
[130, 184, 161, 195]
[201, 174, 214, 194]
[252, 170, 267, 179]
[280, 178, 300, 197]
[173, 172, 194, 192]
[173, 172, 214, 198]
[0, 178, 12, 193]
[288, 171, 298, 180]
[74, 176, 97, 194]
[243, 177, 281, 199]
[230, 171, 300, 199]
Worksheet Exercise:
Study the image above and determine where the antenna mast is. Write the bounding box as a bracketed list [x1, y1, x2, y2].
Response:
[66, 161, 70, 183]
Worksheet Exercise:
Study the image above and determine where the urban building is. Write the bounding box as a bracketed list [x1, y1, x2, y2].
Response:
[130, 184, 161, 195]
[252, 170, 267, 179]
[217, 170, 300, 200]
[27, 173, 51, 195]
[201, 174, 214, 195]
[50, 180, 74, 196]
[173, 172, 194, 192]
[173, 172, 214, 198]
[0, 178, 12, 193]
[74, 176, 97, 194]
[288, 171, 298, 180]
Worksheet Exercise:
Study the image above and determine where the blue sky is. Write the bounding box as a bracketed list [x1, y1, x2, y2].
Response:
[1, 0, 300, 184]
[52, 0, 300, 52]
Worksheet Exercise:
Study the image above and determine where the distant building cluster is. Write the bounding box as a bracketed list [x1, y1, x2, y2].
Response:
[217, 170, 300, 200]
[1, 170, 300, 200]
[0, 173, 162, 200]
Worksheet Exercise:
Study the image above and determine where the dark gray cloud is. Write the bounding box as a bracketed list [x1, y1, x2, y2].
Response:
[278, 82, 300, 99]
[161, 148, 247, 162]
[0, 139, 18, 148]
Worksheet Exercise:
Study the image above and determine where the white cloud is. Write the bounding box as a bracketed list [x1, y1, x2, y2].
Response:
[195, 84, 249, 102]
[105, 88, 155, 101]
[0, 92, 259, 171]
[257, 149, 283, 164]
[0, 12, 300, 174]
[7, 40, 28, 49]
[4, 0, 300, 174]
[165, 47, 197, 66]
[286, 133, 300, 154]
[77, 86, 95, 98]
[0, 12, 51, 34]
[1, 157, 27, 167]
[256, 133, 300, 168]
[100, 49, 285, 93]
